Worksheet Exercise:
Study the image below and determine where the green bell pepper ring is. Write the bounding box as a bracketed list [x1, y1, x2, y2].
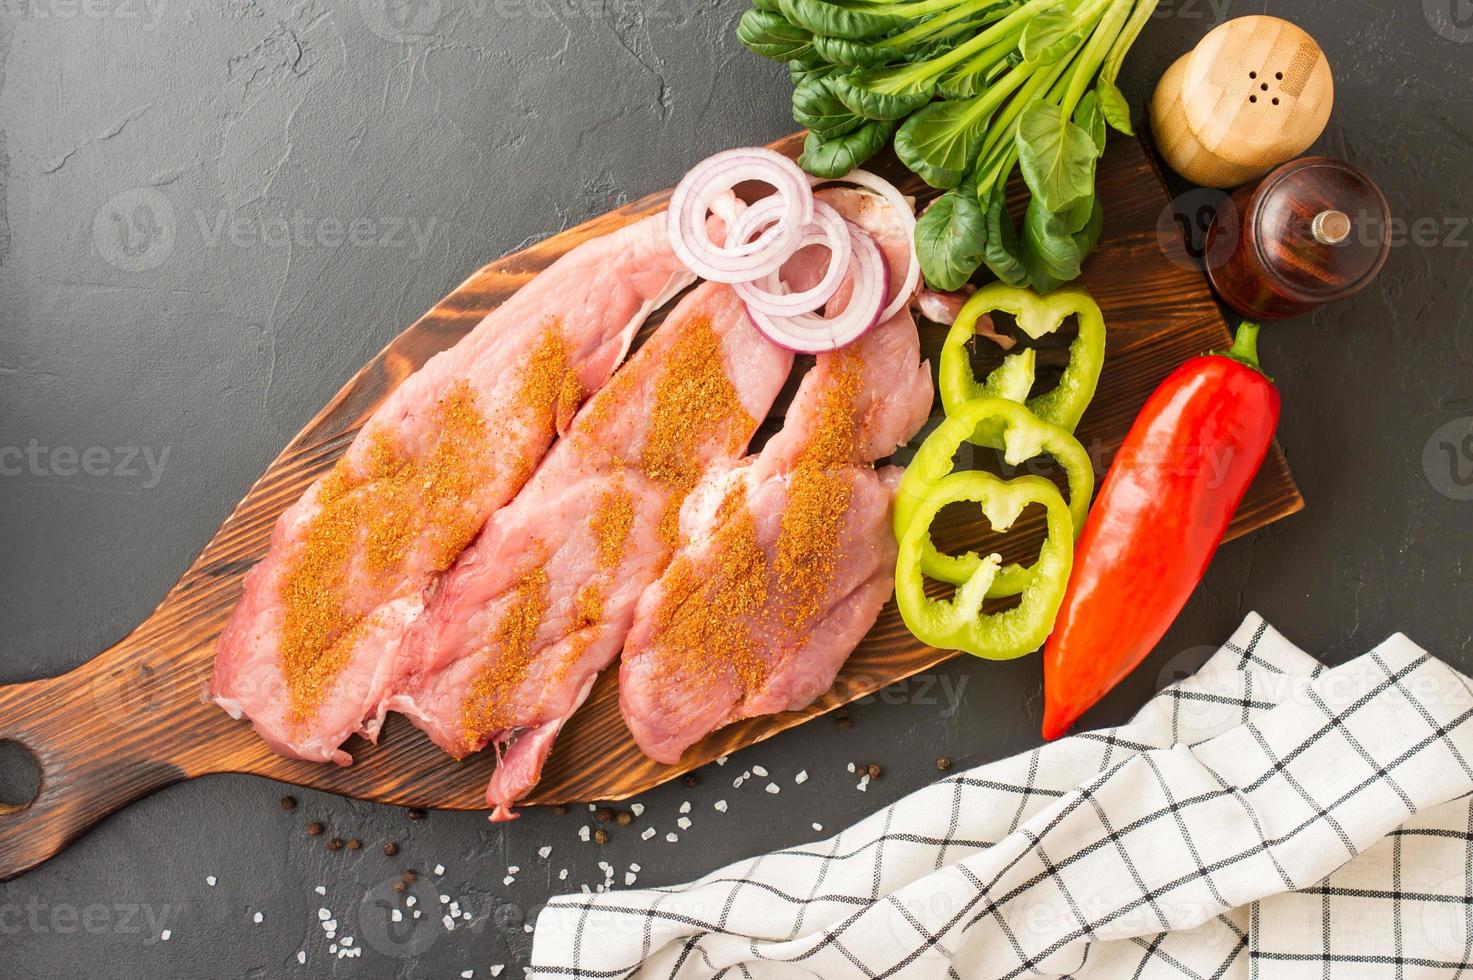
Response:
[895, 471, 1074, 661]
[939, 282, 1107, 446]
[892, 396, 1094, 590]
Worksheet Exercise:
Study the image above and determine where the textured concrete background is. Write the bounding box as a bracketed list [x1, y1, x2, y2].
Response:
[1, 0, 1470, 976]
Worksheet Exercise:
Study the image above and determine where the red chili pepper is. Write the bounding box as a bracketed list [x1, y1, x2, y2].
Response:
[1041, 322, 1281, 741]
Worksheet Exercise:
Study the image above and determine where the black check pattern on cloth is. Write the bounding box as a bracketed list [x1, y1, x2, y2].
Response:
[530, 616, 1473, 979]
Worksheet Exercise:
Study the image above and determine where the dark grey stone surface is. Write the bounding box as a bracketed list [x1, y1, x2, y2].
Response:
[1, 0, 1469, 976]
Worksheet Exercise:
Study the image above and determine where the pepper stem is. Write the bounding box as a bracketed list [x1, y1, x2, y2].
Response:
[1215, 321, 1267, 375]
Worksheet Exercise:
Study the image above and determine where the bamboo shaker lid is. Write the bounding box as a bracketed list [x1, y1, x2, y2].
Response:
[1151, 16, 1334, 188]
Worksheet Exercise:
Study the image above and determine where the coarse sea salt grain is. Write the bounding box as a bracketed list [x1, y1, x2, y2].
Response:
[714, 800, 728, 813]
[631, 803, 645, 817]
[297, 951, 306, 965]
[253, 912, 263, 924]
[578, 825, 591, 842]
[752, 765, 768, 777]
[508, 865, 520, 874]
[439, 894, 450, 904]
[813, 823, 824, 832]
[679, 801, 691, 814]
[665, 832, 679, 843]
[406, 895, 417, 907]
[463, 971, 474, 978]
[491, 967, 505, 977]
[435, 864, 446, 875]
[503, 876, 515, 886]
[205, 875, 216, 887]
[630, 863, 641, 872]
[641, 827, 656, 841]
[847, 762, 856, 773]
[314, 885, 326, 896]
[716, 756, 728, 766]
[765, 783, 780, 795]
[625, 872, 637, 886]
[160, 930, 172, 942]
[538, 846, 552, 859]
[443, 914, 456, 931]
[795, 770, 809, 784]
[318, 908, 331, 922]
[391, 909, 403, 923]
[558, 869, 569, 880]
[857, 775, 870, 791]
[677, 816, 692, 830]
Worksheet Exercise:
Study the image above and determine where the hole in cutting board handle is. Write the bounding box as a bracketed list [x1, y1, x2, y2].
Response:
[0, 739, 42, 813]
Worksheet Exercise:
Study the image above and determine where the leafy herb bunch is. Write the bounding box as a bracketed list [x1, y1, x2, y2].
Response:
[739, 0, 1158, 292]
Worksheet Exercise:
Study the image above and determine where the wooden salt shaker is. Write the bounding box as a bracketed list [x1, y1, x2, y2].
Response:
[1151, 16, 1334, 188]
[1205, 157, 1391, 320]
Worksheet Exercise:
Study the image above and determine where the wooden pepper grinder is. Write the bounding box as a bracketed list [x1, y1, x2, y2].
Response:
[1205, 157, 1392, 320]
[1151, 16, 1334, 187]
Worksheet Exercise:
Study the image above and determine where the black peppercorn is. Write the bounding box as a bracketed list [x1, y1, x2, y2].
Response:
[615, 811, 633, 827]
[326, 837, 344, 851]
[936, 757, 954, 772]
[306, 821, 325, 836]
[867, 764, 882, 779]
[383, 842, 399, 857]
[347, 838, 362, 850]
[593, 828, 609, 845]
[279, 795, 297, 811]
[682, 773, 699, 788]
[407, 807, 427, 821]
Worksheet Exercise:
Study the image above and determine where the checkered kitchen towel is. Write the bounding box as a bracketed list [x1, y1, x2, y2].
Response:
[532, 614, 1473, 978]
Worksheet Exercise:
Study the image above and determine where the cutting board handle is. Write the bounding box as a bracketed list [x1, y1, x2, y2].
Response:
[0, 637, 205, 880]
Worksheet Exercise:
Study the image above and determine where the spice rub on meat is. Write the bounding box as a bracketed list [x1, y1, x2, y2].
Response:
[382, 282, 792, 818]
[210, 209, 699, 765]
[619, 188, 934, 766]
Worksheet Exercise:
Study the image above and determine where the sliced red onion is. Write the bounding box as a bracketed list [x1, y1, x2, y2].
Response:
[744, 225, 889, 354]
[730, 198, 851, 318]
[813, 168, 920, 324]
[667, 148, 813, 284]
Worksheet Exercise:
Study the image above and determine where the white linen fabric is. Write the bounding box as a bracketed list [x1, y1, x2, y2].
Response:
[531, 614, 1473, 978]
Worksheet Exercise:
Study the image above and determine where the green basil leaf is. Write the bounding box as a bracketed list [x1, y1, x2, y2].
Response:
[915, 179, 987, 292]
[1022, 195, 1083, 283]
[778, 0, 908, 41]
[812, 33, 899, 67]
[894, 95, 994, 190]
[738, 9, 815, 62]
[1072, 90, 1106, 154]
[1020, 7, 1081, 66]
[980, 185, 1029, 286]
[792, 73, 865, 139]
[753, 0, 784, 10]
[798, 119, 894, 178]
[1016, 100, 1100, 213]
[830, 71, 933, 121]
[1096, 78, 1134, 136]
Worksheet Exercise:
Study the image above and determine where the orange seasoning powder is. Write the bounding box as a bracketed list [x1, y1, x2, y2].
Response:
[638, 317, 752, 546]
[279, 380, 491, 724]
[773, 348, 865, 630]
[652, 481, 771, 695]
[460, 562, 550, 750]
[278, 321, 580, 727]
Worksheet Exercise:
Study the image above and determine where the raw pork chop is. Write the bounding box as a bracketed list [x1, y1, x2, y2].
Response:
[384, 282, 792, 817]
[211, 210, 699, 764]
[619, 189, 933, 765]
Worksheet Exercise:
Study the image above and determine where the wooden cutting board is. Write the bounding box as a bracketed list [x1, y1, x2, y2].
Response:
[0, 132, 1301, 880]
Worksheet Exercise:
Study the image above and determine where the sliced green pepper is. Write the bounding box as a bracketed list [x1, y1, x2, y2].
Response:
[895, 471, 1074, 661]
[939, 282, 1107, 446]
[893, 396, 1094, 590]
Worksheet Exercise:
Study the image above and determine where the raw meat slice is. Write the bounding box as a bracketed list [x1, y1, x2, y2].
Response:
[384, 282, 792, 817]
[211, 210, 700, 764]
[619, 188, 932, 765]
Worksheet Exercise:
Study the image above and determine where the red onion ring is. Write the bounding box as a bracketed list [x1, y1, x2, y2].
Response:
[667, 148, 813, 284]
[729, 198, 851, 318]
[812, 168, 920, 324]
[744, 224, 889, 354]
